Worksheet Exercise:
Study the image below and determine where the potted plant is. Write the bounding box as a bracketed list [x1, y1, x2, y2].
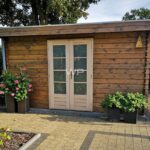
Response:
[123, 92, 147, 124]
[0, 71, 16, 113]
[101, 92, 125, 121]
[14, 67, 32, 113]
[0, 67, 32, 113]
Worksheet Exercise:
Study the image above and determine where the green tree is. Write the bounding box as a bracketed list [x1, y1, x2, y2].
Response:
[122, 8, 150, 21]
[0, 0, 100, 26]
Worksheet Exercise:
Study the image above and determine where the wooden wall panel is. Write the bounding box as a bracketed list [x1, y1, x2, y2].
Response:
[93, 32, 146, 112]
[6, 36, 49, 109]
[145, 32, 150, 112]
[5, 32, 146, 112]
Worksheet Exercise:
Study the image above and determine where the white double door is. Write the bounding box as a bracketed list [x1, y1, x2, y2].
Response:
[48, 39, 93, 111]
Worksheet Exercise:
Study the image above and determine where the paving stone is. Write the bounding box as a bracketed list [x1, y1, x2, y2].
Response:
[0, 113, 149, 150]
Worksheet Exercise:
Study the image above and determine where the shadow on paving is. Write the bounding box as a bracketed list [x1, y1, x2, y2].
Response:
[40, 114, 115, 126]
[29, 108, 150, 126]
[39, 113, 150, 126]
[80, 130, 150, 150]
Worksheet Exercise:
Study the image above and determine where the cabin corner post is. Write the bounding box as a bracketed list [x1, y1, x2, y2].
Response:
[1, 38, 6, 70]
[145, 32, 150, 113]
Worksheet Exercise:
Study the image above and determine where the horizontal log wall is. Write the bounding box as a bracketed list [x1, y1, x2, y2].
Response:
[5, 34, 92, 109]
[145, 32, 150, 112]
[93, 32, 146, 111]
[5, 32, 146, 111]
[6, 36, 49, 108]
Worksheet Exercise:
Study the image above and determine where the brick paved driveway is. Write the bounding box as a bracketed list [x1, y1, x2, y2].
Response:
[0, 113, 150, 150]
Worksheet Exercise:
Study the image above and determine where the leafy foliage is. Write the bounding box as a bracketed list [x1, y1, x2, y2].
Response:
[14, 67, 32, 102]
[0, 128, 12, 146]
[101, 92, 126, 109]
[0, 71, 16, 95]
[0, 0, 100, 26]
[122, 8, 150, 21]
[0, 67, 32, 102]
[101, 92, 148, 112]
[123, 93, 148, 112]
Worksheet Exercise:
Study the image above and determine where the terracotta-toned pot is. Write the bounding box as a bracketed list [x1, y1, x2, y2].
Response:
[17, 97, 29, 113]
[5, 95, 15, 113]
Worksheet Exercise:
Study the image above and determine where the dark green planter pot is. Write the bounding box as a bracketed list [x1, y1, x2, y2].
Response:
[17, 97, 29, 113]
[124, 111, 137, 124]
[107, 108, 120, 121]
[5, 95, 15, 113]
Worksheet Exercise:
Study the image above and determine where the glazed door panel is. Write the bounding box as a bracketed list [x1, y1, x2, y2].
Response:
[48, 39, 93, 111]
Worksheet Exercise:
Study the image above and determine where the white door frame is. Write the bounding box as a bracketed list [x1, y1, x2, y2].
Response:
[47, 38, 93, 111]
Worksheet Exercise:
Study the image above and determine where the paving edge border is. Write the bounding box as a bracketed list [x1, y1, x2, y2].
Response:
[19, 133, 41, 150]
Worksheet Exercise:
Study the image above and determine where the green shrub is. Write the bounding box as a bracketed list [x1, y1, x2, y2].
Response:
[101, 92, 148, 112]
[123, 92, 148, 112]
[0, 67, 33, 102]
[0, 128, 12, 146]
[101, 91, 125, 109]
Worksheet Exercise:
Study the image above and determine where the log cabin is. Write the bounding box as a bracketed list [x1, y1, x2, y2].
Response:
[0, 20, 150, 112]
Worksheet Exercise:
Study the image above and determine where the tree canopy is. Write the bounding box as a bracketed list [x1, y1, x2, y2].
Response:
[122, 8, 150, 21]
[0, 0, 100, 26]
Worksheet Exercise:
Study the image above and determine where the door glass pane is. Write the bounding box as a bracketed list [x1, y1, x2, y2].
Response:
[74, 83, 87, 95]
[54, 59, 66, 70]
[54, 83, 66, 94]
[74, 58, 87, 69]
[53, 45, 65, 57]
[74, 45, 87, 57]
[54, 71, 66, 82]
[74, 71, 87, 82]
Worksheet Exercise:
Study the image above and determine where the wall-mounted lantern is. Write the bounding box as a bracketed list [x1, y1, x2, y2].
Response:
[136, 35, 143, 48]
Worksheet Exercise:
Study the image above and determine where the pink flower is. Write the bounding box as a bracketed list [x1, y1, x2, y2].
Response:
[0, 91, 4, 95]
[11, 93, 15, 97]
[22, 67, 27, 71]
[16, 87, 19, 91]
[28, 89, 32, 92]
[14, 80, 19, 84]
[28, 84, 32, 88]
[5, 88, 9, 91]
[0, 84, 5, 87]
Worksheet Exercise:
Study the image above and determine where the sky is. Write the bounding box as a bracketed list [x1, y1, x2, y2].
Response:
[78, 0, 150, 23]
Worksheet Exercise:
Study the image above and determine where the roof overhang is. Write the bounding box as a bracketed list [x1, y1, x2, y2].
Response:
[0, 20, 150, 37]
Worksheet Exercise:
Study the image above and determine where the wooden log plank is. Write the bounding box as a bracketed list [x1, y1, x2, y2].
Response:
[93, 83, 144, 89]
[93, 69, 144, 74]
[94, 48, 145, 54]
[93, 58, 145, 64]
[94, 32, 144, 38]
[7, 45, 47, 51]
[7, 59, 48, 63]
[93, 88, 143, 94]
[94, 43, 146, 49]
[93, 53, 145, 59]
[93, 79, 144, 84]
[8, 55, 47, 60]
[94, 37, 145, 44]
[93, 74, 144, 80]
[8, 50, 47, 55]
[94, 38, 138, 44]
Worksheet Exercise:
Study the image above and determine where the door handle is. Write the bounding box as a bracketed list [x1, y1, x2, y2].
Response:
[70, 71, 72, 79]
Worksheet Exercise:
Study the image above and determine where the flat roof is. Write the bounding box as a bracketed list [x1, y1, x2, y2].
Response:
[0, 20, 150, 37]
